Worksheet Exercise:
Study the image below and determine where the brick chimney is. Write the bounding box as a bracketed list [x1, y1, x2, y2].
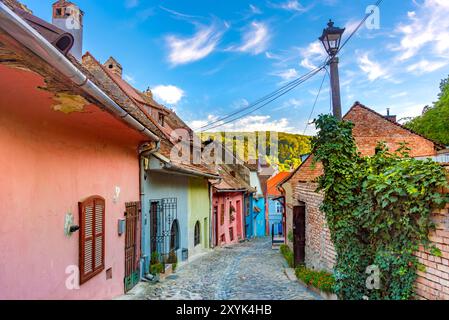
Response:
[52, 0, 84, 61]
[103, 57, 122, 77]
[385, 108, 397, 123]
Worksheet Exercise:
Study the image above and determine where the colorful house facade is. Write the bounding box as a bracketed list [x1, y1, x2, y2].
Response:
[211, 164, 252, 246]
[81, 51, 219, 274]
[266, 172, 291, 237]
[0, 0, 161, 299]
[245, 163, 266, 238]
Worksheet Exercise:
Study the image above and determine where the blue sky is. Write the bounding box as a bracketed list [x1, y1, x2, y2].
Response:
[22, 0, 449, 135]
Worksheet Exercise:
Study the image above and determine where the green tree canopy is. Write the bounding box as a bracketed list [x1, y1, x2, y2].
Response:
[405, 75, 449, 146]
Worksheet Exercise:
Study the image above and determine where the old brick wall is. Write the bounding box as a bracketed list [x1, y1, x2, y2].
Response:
[415, 169, 449, 300]
[345, 104, 437, 158]
[294, 182, 336, 272]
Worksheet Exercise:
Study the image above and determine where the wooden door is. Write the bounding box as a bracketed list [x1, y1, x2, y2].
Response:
[293, 204, 306, 266]
[236, 200, 242, 239]
[213, 206, 218, 246]
[124, 202, 140, 292]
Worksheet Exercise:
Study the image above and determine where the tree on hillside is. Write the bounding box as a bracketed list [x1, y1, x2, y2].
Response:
[405, 75, 449, 146]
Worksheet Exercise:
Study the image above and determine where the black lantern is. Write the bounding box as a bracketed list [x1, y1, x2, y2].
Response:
[319, 20, 345, 56]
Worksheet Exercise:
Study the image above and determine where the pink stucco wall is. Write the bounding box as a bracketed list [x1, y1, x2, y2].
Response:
[0, 65, 146, 299]
[212, 192, 244, 246]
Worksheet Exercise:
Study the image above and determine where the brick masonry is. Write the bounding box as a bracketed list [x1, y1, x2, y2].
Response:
[283, 103, 449, 299]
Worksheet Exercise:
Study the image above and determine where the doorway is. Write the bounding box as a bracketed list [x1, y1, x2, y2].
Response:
[124, 201, 140, 292]
[293, 203, 306, 266]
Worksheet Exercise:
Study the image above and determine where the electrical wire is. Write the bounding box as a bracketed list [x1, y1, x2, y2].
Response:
[202, 66, 325, 132]
[196, 60, 329, 131]
[196, 0, 384, 132]
[303, 70, 327, 135]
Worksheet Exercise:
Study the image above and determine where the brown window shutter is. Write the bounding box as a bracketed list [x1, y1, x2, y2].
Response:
[79, 196, 105, 285]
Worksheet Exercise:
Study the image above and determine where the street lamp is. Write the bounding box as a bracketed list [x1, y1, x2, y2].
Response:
[319, 20, 345, 120]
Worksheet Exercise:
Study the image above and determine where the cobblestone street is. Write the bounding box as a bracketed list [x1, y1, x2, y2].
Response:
[122, 238, 320, 300]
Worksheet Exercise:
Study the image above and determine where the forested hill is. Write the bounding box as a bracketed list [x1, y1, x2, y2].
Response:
[201, 132, 312, 172]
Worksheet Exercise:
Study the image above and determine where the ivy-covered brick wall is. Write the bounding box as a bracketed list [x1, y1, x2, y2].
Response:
[416, 170, 449, 300]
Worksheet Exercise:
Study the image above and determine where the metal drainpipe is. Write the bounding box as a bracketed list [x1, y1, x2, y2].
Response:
[209, 179, 222, 248]
[0, 3, 160, 143]
[137, 142, 160, 279]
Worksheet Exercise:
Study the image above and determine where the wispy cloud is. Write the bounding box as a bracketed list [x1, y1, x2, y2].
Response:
[152, 85, 185, 105]
[269, 0, 310, 13]
[190, 115, 294, 132]
[165, 22, 225, 66]
[406, 59, 448, 75]
[228, 21, 270, 55]
[357, 53, 389, 81]
[392, 0, 449, 61]
[272, 68, 298, 82]
[249, 4, 262, 15]
[299, 41, 327, 70]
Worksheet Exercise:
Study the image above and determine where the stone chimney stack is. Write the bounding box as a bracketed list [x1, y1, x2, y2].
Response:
[52, 0, 84, 61]
[103, 57, 123, 77]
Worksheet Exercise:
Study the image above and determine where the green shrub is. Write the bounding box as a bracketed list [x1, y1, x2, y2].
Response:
[295, 266, 335, 294]
[150, 252, 160, 265]
[287, 230, 294, 243]
[280, 244, 294, 268]
[150, 263, 164, 275]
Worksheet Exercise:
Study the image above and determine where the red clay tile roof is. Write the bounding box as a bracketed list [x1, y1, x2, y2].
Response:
[267, 172, 291, 197]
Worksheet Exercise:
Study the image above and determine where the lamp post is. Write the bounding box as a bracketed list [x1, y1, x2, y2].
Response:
[319, 20, 345, 120]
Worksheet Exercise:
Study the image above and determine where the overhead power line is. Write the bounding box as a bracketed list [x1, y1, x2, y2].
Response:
[196, 0, 384, 132]
[196, 60, 329, 131]
[201, 65, 326, 132]
[303, 70, 327, 135]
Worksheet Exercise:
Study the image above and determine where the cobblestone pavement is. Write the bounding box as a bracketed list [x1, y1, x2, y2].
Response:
[122, 238, 320, 300]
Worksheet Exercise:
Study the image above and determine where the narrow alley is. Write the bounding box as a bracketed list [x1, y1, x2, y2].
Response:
[121, 238, 320, 300]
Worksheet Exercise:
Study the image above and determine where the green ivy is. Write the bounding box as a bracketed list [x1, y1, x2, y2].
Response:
[312, 114, 449, 300]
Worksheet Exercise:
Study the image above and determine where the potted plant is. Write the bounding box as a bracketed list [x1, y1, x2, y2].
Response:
[149, 252, 163, 281]
[167, 251, 178, 273]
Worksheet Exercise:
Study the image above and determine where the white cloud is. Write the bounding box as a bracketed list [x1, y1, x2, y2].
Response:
[271, 0, 309, 12]
[165, 23, 225, 66]
[273, 68, 298, 81]
[151, 85, 185, 105]
[357, 53, 389, 81]
[229, 21, 270, 55]
[392, 0, 449, 61]
[249, 4, 262, 14]
[406, 59, 448, 74]
[299, 41, 327, 70]
[190, 115, 294, 132]
[231, 98, 250, 109]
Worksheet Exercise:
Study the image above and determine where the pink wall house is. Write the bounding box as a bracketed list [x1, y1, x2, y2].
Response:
[0, 63, 150, 299]
[212, 192, 245, 246]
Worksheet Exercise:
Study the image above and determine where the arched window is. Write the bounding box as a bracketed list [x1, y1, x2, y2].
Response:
[170, 219, 180, 251]
[194, 221, 201, 246]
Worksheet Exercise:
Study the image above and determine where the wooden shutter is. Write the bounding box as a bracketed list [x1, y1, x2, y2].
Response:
[79, 196, 105, 284]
